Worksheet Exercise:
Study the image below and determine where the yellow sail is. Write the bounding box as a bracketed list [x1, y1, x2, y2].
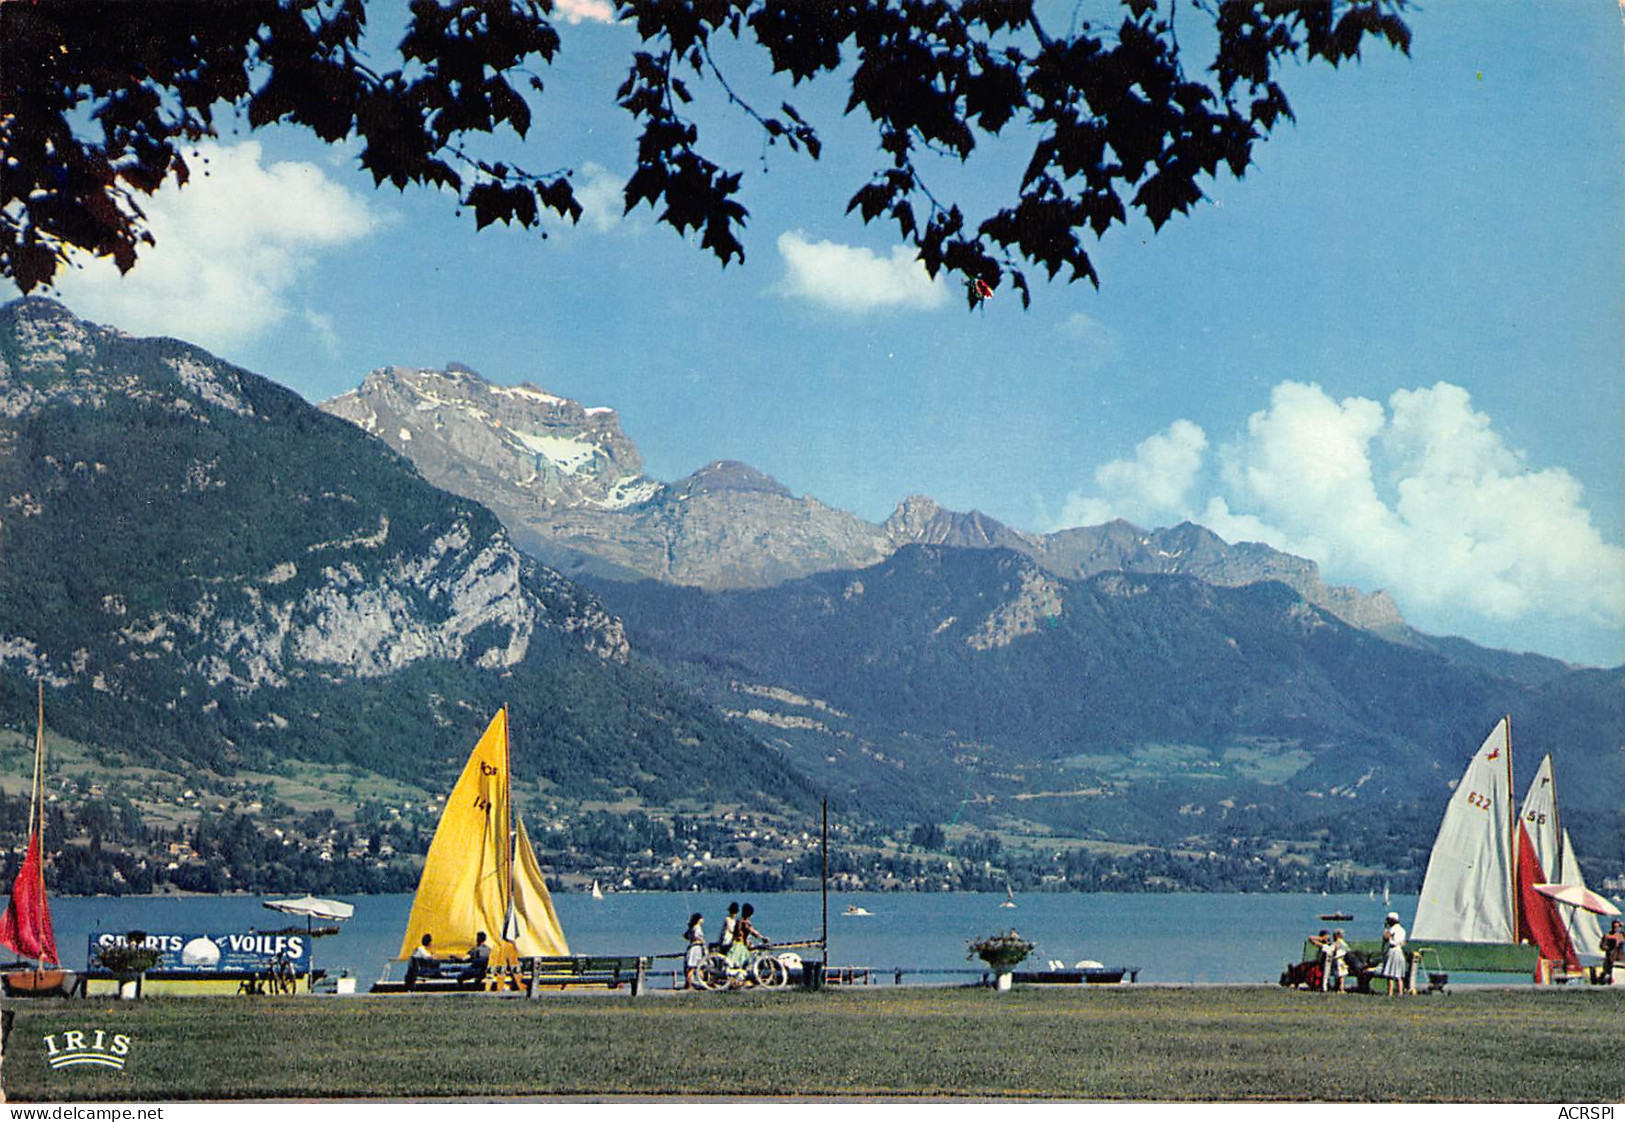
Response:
[398, 708, 516, 960]
[506, 816, 570, 956]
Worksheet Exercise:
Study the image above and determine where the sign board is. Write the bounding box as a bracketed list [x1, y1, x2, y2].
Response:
[86, 931, 311, 976]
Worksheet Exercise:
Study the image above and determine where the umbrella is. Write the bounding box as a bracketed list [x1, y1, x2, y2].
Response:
[1532, 883, 1621, 917]
[262, 897, 356, 986]
[263, 896, 355, 922]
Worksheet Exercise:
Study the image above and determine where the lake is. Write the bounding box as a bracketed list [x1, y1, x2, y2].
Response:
[34, 890, 1423, 985]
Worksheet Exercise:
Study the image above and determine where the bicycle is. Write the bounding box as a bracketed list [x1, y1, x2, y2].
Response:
[693, 939, 818, 991]
[266, 951, 298, 995]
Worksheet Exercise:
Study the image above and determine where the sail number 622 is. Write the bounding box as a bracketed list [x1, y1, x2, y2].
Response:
[1465, 791, 1493, 811]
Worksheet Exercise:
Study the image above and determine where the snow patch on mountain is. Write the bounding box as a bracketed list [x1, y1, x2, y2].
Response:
[509, 429, 602, 474]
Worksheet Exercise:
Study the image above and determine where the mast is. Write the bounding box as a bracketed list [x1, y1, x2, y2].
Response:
[31, 680, 50, 968]
[28, 681, 42, 842]
[33, 681, 46, 922]
[1549, 749, 1565, 882]
[502, 704, 514, 922]
[821, 797, 829, 969]
[1506, 714, 1520, 941]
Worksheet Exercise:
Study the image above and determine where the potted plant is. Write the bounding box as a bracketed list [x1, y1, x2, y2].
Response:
[968, 930, 1035, 991]
[97, 933, 161, 1000]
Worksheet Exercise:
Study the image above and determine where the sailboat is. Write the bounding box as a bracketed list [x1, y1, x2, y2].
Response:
[1, 683, 69, 996]
[390, 707, 568, 988]
[1518, 754, 1604, 963]
[591, 880, 604, 901]
[1000, 883, 1017, 909]
[1411, 717, 1586, 978]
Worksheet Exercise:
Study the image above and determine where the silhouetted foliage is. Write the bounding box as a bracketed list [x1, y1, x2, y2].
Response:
[2, 0, 1409, 304]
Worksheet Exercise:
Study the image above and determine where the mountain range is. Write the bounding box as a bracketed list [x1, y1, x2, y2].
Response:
[594, 548, 1624, 830]
[319, 359, 1620, 867]
[320, 364, 1423, 639]
[0, 298, 809, 811]
[1, 299, 1618, 888]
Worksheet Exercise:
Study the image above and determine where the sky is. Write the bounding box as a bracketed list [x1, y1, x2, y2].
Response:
[17, 2, 1625, 668]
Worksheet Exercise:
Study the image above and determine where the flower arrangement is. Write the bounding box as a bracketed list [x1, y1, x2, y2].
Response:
[96, 937, 162, 981]
[968, 930, 1036, 971]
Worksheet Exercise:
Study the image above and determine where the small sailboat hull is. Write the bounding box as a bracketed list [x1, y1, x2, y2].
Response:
[1011, 967, 1137, 985]
[2, 968, 74, 997]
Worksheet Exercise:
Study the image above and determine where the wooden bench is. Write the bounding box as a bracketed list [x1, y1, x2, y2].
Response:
[369, 961, 525, 994]
[523, 955, 648, 997]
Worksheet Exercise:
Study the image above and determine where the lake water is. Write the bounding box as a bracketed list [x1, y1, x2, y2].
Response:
[32, 890, 1424, 986]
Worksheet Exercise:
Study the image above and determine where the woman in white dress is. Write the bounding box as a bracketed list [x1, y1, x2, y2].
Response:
[682, 913, 705, 989]
[1380, 912, 1408, 996]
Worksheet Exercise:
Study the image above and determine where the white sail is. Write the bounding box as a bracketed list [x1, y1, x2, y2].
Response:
[1556, 828, 1605, 958]
[1520, 756, 1605, 958]
[1412, 719, 1516, 943]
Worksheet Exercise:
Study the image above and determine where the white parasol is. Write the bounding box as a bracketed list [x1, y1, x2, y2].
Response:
[262, 897, 355, 986]
[1532, 883, 1621, 917]
[263, 895, 355, 922]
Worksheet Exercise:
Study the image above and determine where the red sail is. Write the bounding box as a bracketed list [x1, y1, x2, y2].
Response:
[1515, 822, 1577, 970]
[0, 830, 58, 965]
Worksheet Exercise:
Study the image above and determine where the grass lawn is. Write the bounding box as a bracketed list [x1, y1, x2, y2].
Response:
[3, 986, 1621, 1102]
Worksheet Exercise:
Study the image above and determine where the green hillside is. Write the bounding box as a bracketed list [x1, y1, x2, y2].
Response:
[593, 545, 1625, 869]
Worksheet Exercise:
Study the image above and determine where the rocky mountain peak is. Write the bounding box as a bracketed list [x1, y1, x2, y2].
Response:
[321, 363, 655, 513]
[675, 460, 793, 498]
[3, 296, 76, 325]
[883, 494, 942, 540]
[885, 496, 1032, 551]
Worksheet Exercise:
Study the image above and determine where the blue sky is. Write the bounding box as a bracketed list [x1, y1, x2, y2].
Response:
[23, 2, 1624, 667]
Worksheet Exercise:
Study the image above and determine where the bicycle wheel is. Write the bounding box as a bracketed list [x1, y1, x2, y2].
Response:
[751, 954, 788, 989]
[696, 953, 731, 991]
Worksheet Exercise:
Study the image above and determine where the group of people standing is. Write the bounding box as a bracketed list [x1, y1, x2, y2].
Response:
[1309, 911, 1410, 995]
[681, 901, 766, 988]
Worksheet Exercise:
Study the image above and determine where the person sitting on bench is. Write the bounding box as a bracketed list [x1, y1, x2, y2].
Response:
[458, 932, 492, 986]
[405, 934, 442, 988]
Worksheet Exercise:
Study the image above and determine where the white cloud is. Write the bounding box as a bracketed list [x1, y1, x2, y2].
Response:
[775, 230, 948, 313]
[555, 0, 615, 23]
[1057, 420, 1208, 528]
[303, 309, 341, 356]
[574, 163, 625, 233]
[1216, 381, 1406, 572]
[45, 141, 377, 355]
[1055, 311, 1124, 373]
[1053, 380, 1625, 645]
